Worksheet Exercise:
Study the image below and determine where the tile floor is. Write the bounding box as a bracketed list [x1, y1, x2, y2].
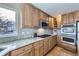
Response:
[46, 46, 76, 56]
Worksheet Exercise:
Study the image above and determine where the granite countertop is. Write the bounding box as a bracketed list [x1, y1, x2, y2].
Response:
[0, 33, 57, 56]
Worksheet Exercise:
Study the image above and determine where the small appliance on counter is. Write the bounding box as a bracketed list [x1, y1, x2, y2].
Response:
[33, 33, 37, 37]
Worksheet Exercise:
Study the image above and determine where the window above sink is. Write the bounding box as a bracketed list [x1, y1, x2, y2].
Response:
[0, 7, 17, 37]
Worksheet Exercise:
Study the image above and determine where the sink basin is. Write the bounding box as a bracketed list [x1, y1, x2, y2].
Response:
[0, 48, 6, 52]
[0, 44, 16, 56]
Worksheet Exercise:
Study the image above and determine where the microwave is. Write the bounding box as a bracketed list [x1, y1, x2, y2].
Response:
[39, 20, 48, 29]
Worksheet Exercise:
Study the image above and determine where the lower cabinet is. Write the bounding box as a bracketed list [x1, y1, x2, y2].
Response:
[49, 36, 54, 50]
[33, 40, 44, 56]
[43, 37, 49, 55]
[39, 40, 44, 56]
[60, 43, 76, 53]
[9, 35, 57, 56]
[10, 44, 34, 56]
[49, 35, 57, 52]
[33, 41, 40, 56]
[52, 35, 57, 47]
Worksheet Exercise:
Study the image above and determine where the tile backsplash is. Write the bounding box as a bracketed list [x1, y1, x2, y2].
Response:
[0, 28, 36, 44]
[17, 28, 36, 39]
[0, 28, 57, 44]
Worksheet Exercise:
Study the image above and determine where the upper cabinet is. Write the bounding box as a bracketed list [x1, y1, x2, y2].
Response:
[39, 10, 49, 21]
[74, 11, 79, 19]
[22, 4, 32, 28]
[48, 17, 57, 29]
[48, 17, 54, 29]
[68, 13, 74, 24]
[62, 14, 68, 25]
[74, 11, 79, 23]
[21, 3, 50, 28]
[56, 15, 61, 29]
[31, 6, 39, 27]
[62, 10, 79, 25]
[62, 13, 74, 25]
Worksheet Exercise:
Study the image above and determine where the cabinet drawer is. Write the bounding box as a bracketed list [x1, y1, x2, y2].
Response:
[33, 41, 40, 47]
[11, 47, 24, 56]
[39, 40, 43, 46]
[24, 44, 33, 51]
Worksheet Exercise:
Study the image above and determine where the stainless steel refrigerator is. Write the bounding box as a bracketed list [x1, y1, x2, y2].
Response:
[76, 21, 79, 55]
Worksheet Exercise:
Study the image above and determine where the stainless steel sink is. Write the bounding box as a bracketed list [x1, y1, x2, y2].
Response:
[0, 48, 6, 52]
[0, 44, 16, 56]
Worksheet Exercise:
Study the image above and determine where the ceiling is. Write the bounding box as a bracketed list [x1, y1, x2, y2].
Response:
[32, 3, 79, 17]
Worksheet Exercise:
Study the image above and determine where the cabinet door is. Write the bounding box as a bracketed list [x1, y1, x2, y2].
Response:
[33, 42, 40, 56]
[49, 37, 53, 50]
[22, 49, 34, 56]
[34, 46, 40, 56]
[48, 17, 54, 29]
[74, 11, 79, 19]
[62, 14, 68, 25]
[10, 47, 24, 56]
[49, 36, 57, 50]
[68, 13, 74, 24]
[22, 4, 32, 28]
[52, 35, 57, 47]
[32, 7, 39, 27]
[10, 44, 34, 56]
[44, 38, 49, 55]
[39, 10, 44, 19]
[39, 40, 44, 56]
[18, 49, 33, 56]
[23, 44, 34, 56]
[74, 11, 79, 23]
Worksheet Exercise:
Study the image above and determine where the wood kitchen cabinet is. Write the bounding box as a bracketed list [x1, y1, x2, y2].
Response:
[33, 42, 40, 56]
[52, 35, 57, 47]
[62, 13, 74, 25]
[74, 11, 79, 19]
[8, 35, 57, 56]
[21, 3, 50, 28]
[43, 37, 49, 55]
[48, 17, 54, 29]
[39, 10, 44, 19]
[49, 36, 53, 50]
[49, 36, 57, 50]
[33, 40, 44, 56]
[32, 6, 39, 27]
[56, 15, 62, 29]
[74, 11, 79, 23]
[22, 4, 33, 28]
[61, 43, 76, 53]
[62, 14, 68, 25]
[39, 10, 49, 21]
[10, 44, 34, 56]
[68, 13, 74, 24]
[62, 11, 79, 25]
[57, 35, 62, 46]
[39, 40, 44, 56]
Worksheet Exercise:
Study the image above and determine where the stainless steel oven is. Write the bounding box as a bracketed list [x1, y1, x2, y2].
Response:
[61, 24, 76, 35]
[61, 34, 76, 45]
[61, 24, 76, 45]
